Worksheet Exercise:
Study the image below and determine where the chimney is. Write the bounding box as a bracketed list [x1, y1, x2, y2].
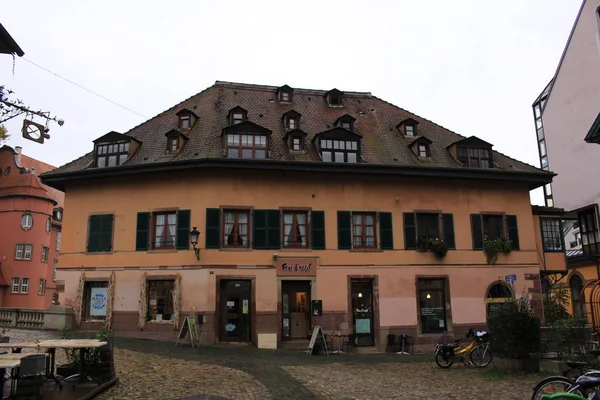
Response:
[14, 146, 22, 166]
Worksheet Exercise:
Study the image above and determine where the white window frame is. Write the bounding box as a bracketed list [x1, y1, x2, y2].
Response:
[41, 246, 48, 262]
[21, 278, 29, 294]
[23, 244, 33, 260]
[15, 244, 24, 259]
[56, 232, 62, 251]
[53, 261, 58, 281]
[38, 278, 46, 295]
[11, 278, 20, 293]
[21, 214, 33, 231]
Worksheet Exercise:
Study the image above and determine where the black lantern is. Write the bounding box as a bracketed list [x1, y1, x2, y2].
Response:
[190, 227, 200, 260]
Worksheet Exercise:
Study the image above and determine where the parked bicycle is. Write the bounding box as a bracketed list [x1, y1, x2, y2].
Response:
[532, 369, 600, 400]
[433, 328, 491, 368]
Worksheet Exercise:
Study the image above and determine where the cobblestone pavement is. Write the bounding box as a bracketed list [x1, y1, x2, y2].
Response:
[102, 338, 547, 400]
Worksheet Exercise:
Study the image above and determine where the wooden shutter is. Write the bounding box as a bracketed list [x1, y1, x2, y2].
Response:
[98, 214, 114, 252]
[379, 212, 394, 250]
[442, 214, 455, 249]
[87, 215, 101, 252]
[266, 210, 281, 249]
[205, 208, 221, 249]
[403, 213, 416, 250]
[176, 209, 191, 250]
[337, 211, 352, 249]
[311, 211, 326, 250]
[253, 210, 267, 249]
[471, 214, 484, 250]
[135, 212, 151, 251]
[506, 215, 520, 250]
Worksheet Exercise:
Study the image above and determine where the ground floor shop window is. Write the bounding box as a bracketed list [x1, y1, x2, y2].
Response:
[147, 279, 175, 322]
[418, 278, 447, 334]
[84, 281, 109, 320]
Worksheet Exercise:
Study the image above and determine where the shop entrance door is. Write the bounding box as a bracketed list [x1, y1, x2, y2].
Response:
[351, 280, 375, 346]
[281, 280, 311, 340]
[219, 280, 251, 342]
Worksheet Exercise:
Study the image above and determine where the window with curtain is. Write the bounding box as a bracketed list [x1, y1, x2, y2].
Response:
[352, 213, 376, 248]
[223, 210, 250, 248]
[154, 212, 177, 249]
[282, 211, 308, 248]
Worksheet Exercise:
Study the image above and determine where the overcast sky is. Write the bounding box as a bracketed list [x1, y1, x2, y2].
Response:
[1, 0, 583, 204]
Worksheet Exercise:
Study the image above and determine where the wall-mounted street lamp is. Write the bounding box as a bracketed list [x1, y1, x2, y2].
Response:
[190, 227, 200, 260]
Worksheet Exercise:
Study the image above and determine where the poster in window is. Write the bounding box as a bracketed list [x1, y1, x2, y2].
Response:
[89, 287, 108, 316]
[355, 318, 371, 334]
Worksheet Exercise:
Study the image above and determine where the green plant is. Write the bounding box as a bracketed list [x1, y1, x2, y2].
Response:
[60, 325, 77, 365]
[487, 293, 541, 359]
[428, 238, 448, 258]
[543, 285, 571, 326]
[483, 237, 512, 264]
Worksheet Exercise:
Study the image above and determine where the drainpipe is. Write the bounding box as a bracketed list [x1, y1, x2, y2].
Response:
[14, 146, 22, 167]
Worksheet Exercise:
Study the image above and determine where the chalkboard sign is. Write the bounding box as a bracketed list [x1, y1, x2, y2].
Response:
[306, 325, 328, 356]
[311, 300, 323, 316]
[176, 316, 200, 348]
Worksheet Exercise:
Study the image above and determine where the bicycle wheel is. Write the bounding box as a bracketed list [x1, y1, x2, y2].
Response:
[469, 345, 492, 368]
[564, 368, 585, 381]
[435, 351, 454, 368]
[531, 376, 586, 400]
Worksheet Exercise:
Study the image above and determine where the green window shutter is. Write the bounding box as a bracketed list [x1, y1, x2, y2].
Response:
[176, 210, 191, 250]
[205, 208, 221, 249]
[87, 215, 101, 252]
[506, 215, 520, 250]
[136, 212, 151, 251]
[442, 214, 455, 250]
[311, 211, 326, 250]
[471, 214, 484, 250]
[403, 213, 416, 250]
[253, 210, 267, 249]
[98, 214, 114, 252]
[337, 211, 352, 250]
[379, 212, 394, 250]
[266, 210, 281, 249]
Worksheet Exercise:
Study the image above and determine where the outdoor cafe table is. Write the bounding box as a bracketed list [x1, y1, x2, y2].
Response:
[0, 339, 106, 386]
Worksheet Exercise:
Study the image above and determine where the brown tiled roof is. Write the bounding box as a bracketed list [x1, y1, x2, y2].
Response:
[20, 155, 64, 208]
[44, 81, 547, 176]
[0, 173, 57, 204]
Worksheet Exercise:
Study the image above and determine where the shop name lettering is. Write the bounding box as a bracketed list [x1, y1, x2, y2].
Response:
[281, 263, 312, 272]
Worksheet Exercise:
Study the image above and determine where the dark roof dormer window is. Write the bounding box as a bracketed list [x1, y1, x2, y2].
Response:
[93, 131, 141, 168]
[397, 118, 419, 137]
[449, 136, 494, 169]
[276, 85, 294, 102]
[164, 129, 188, 154]
[409, 136, 432, 158]
[222, 121, 271, 159]
[284, 130, 306, 152]
[335, 114, 356, 132]
[314, 127, 361, 163]
[325, 88, 344, 107]
[282, 110, 301, 131]
[176, 108, 198, 131]
[227, 106, 248, 125]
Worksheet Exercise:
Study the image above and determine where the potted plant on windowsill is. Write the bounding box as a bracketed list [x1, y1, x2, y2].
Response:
[428, 238, 448, 259]
[0, 327, 10, 343]
[484, 237, 512, 264]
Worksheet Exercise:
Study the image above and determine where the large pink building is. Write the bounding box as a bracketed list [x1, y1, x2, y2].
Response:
[0, 145, 64, 309]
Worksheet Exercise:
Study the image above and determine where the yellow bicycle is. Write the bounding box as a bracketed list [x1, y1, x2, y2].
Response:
[434, 328, 492, 368]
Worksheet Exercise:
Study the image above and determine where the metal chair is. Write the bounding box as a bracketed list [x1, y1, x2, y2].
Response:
[15, 354, 46, 400]
[342, 334, 358, 353]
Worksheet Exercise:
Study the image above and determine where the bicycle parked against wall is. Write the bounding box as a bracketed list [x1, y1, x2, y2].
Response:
[532, 369, 600, 400]
[433, 328, 492, 368]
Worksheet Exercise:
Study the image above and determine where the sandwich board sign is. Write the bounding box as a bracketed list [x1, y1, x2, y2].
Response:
[176, 316, 199, 348]
[306, 325, 328, 356]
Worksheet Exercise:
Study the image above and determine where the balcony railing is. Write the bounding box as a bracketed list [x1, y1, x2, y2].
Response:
[0, 307, 74, 331]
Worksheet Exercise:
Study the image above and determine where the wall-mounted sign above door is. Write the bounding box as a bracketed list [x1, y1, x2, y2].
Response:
[276, 258, 318, 276]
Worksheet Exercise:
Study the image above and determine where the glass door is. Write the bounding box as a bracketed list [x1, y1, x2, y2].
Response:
[351, 280, 374, 346]
[282, 280, 311, 340]
[219, 280, 251, 342]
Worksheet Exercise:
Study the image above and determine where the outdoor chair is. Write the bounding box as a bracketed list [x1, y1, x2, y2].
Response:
[342, 334, 358, 353]
[15, 354, 46, 400]
[395, 334, 413, 354]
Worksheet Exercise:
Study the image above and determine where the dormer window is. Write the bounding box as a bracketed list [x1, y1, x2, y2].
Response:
[292, 136, 302, 151]
[176, 109, 198, 131]
[398, 118, 418, 137]
[222, 120, 271, 159]
[315, 127, 361, 164]
[282, 110, 301, 131]
[325, 89, 344, 107]
[409, 136, 432, 158]
[164, 129, 188, 154]
[335, 114, 356, 132]
[228, 106, 248, 125]
[418, 144, 429, 157]
[276, 84, 294, 103]
[93, 131, 139, 168]
[458, 147, 491, 168]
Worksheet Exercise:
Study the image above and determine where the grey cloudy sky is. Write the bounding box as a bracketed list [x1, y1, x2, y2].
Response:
[1, 0, 582, 204]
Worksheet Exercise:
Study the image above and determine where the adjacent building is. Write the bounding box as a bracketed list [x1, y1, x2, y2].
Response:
[41, 81, 553, 351]
[0, 145, 64, 309]
[531, 0, 600, 323]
